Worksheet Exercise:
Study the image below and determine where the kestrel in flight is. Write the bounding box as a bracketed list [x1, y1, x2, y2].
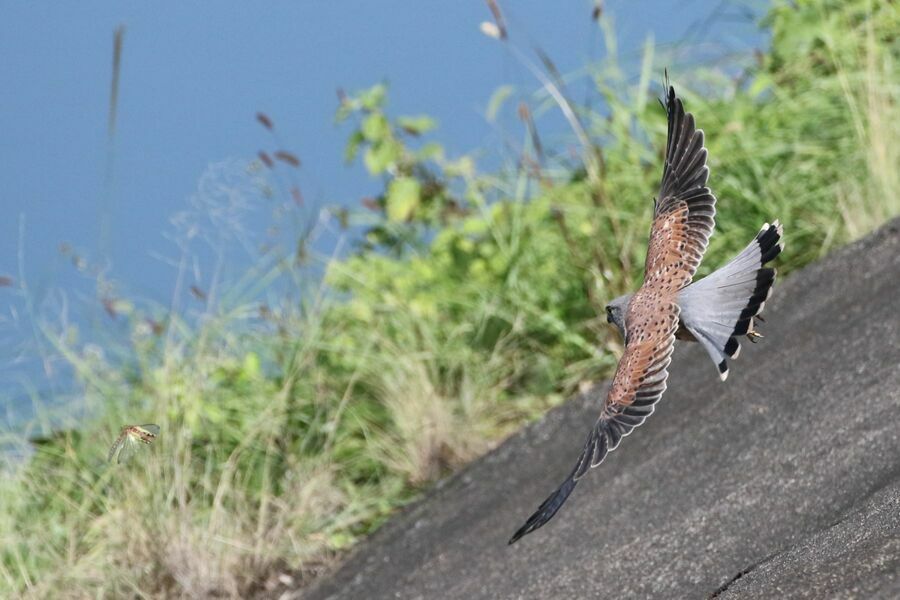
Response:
[509, 82, 783, 544]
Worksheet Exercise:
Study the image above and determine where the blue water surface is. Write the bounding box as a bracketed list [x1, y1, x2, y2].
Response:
[0, 1, 764, 428]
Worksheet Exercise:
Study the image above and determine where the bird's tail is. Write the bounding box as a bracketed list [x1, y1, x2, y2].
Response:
[677, 221, 784, 380]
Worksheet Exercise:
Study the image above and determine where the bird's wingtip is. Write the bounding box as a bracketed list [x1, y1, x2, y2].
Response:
[507, 475, 579, 546]
[508, 518, 536, 545]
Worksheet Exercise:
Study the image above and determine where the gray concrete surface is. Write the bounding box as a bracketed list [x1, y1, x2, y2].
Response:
[297, 218, 900, 600]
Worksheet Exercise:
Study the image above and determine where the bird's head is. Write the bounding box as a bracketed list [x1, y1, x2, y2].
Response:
[605, 293, 631, 341]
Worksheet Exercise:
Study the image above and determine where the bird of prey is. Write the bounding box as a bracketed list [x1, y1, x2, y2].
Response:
[509, 83, 783, 544]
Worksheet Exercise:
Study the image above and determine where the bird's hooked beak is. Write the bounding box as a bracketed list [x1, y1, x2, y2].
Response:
[605, 305, 627, 341]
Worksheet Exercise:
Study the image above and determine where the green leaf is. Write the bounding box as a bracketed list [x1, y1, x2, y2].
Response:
[361, 113, 390, 142]
[359, 83, 387, 111]
[344, 131, 365, 163]
[363, 140, 401, 175]
[748, 73, 773, 98]
[416, 142, 444, 161]
[335, 100, 355, 123]
[397, 115, 437, 135]
[240, 352, 260, 381]
[486, 85, 514, 122]
[386, 177, 421, 222]
[444, 156, 475, 178]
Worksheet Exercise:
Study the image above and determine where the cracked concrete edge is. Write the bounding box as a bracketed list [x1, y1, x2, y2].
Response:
[713, 479, 900, 599]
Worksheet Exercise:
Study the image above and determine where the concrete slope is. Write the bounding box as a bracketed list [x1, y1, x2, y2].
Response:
[299, 218, 900, 600]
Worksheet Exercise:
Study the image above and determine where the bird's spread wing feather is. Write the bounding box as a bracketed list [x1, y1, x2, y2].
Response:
[644, 85, 717, 291]
[509, 302, 680, 544]
[509, 84, 710, 544]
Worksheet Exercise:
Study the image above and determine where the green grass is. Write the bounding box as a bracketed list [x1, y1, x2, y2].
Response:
[2, 0, 898, 597]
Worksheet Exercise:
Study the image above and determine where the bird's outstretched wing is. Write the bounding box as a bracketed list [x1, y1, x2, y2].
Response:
[509, 84, 712, 544]
[509, 302, 680, 544]
[644, 85, 717, 292]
